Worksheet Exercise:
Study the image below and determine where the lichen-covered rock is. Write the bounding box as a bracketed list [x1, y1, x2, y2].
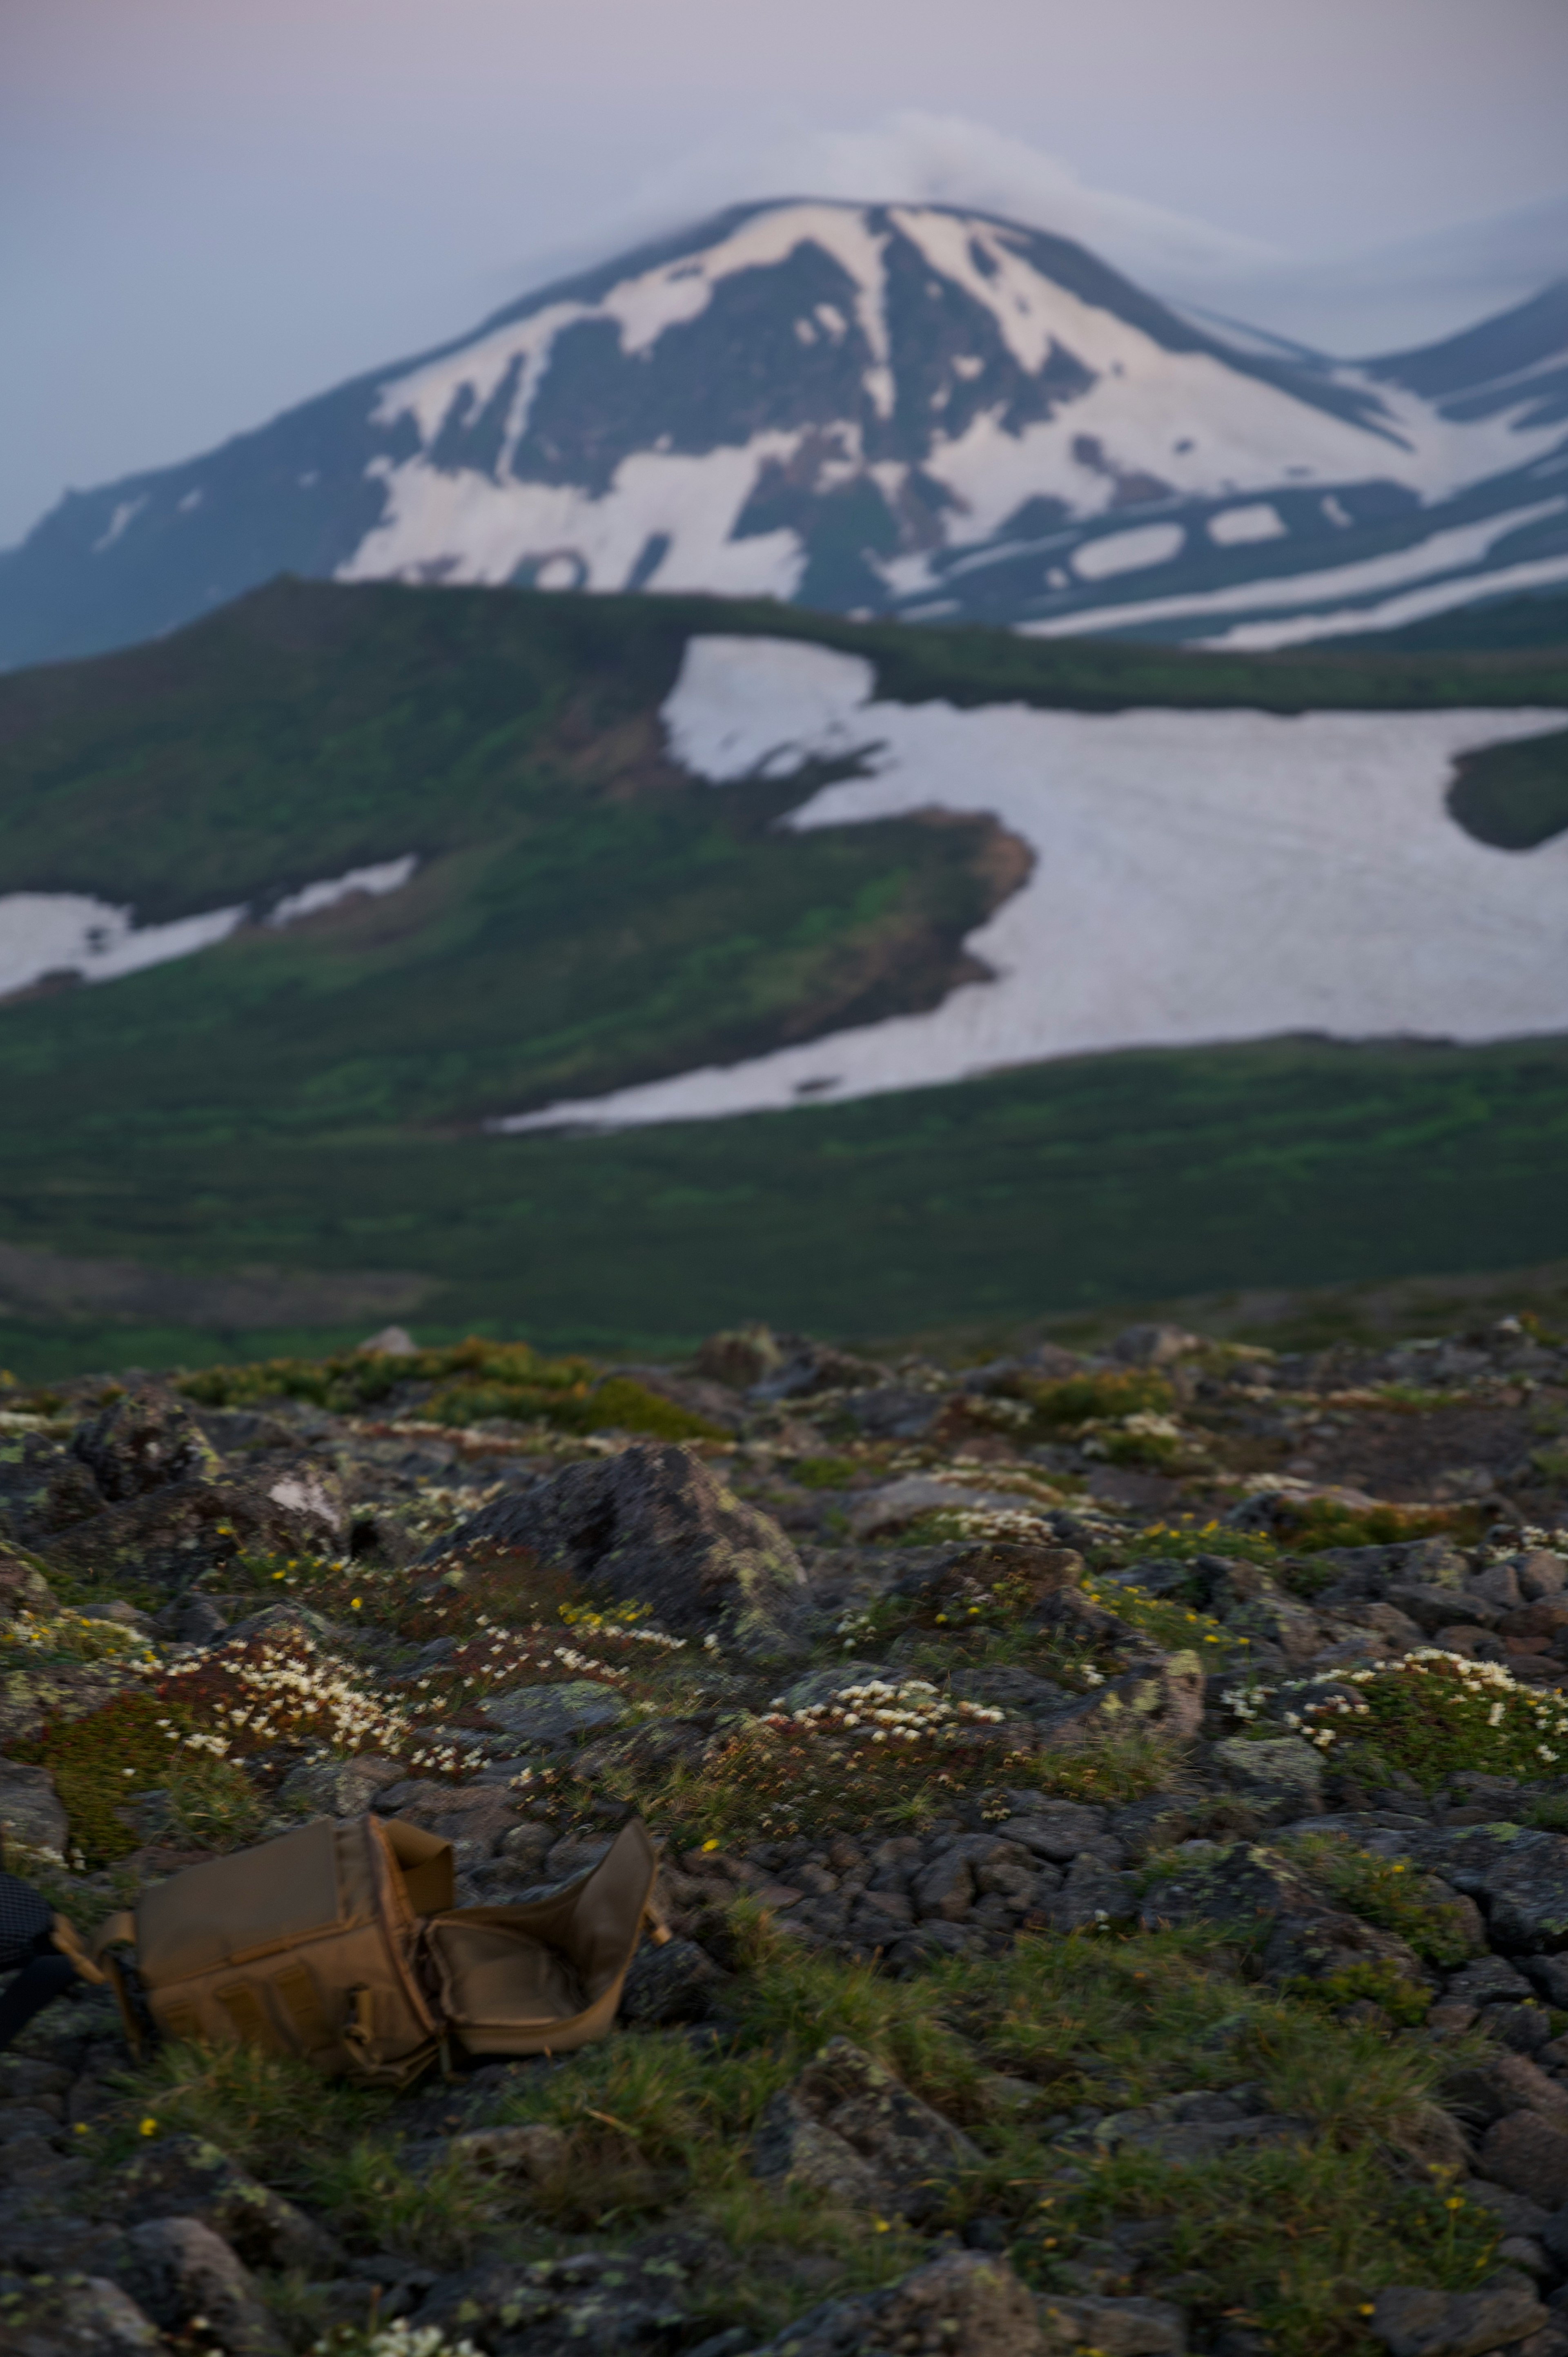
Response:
[1481, 2113, 1568, 2207]
[1038, 2291, 1188, 2353]
[0, 1763, 68, 1856]
[0, 2273, 163, 2355]
[98, 2134, 340, 2272]
[19, 1471, 343, 1591]
[1045, 1853, 1139, 1934]
[415, 2248, 693, 2352]
[619, 1936, 726, 2025]
[751, 2037, 980, 2221]
[1472, 1835, 1568, 1954]
[483, 1680, 631, 1746]
[746, 2247, 1047, 2355]
[1210, 1736, 1325, 1820]
[115, 2215, 286, 2355]
[1036, 1654, 1205, 1751]
[0, 1553, 55, 1619]
[429, 1442, 811, 1657]
[1261, 1898, 1433, 1998]
[1371, 2272, 1546, 2357]
[70, 1390, 220, 1501]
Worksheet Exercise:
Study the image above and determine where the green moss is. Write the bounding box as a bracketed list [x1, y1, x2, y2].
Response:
[1022, 1369, 1176, 1429]
[1293, 1654, 1568, 1789]
[1286, 1836, 1481, 1967]
[1085, 1574, 1237, 1659]
[789, 1454, 867, 1490]
[182, 1342, 723, 1441]
[12, 1691, 262, 1864]
[1270, 1498, 1468, 1554]
[1281, 1958, 1434, 2027]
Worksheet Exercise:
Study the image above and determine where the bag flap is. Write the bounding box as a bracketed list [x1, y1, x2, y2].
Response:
[136, 1817, 347, 1981]
[425, 1918, 585, 2030]
[426, 1815, 658, 2032]
[376, 1816, 454, 1918]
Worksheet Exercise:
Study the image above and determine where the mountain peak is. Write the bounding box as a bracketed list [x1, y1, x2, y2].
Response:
[3, 197, 1566, 670]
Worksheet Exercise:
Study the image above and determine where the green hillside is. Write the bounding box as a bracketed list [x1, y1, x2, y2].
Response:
[1, 576, 1566, 1377]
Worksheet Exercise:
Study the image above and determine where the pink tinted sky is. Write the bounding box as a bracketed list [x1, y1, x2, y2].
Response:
[2, 0, 1566, 544]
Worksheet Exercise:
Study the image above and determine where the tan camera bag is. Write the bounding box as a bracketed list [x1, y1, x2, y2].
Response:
[94, 1811, 660, 2085]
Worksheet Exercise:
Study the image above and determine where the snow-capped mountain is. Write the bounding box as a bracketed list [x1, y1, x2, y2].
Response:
[2, 200, 1566, 671]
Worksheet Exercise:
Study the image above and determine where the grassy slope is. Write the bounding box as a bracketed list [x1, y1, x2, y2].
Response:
[1, 577, 1566, 1378]
[2, 1030, 1567, 1378]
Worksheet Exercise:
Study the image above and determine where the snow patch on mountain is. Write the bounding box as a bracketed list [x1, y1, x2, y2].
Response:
[496, 636, 1568, 1133]
[0, 856, 419, 1003]
[1198, 549, 1568, 651]
[345, 435, 806, 599]
[264, 855, 418, 928]
[330, 201, 1567, 623]
[1022, 496, 1568, 644]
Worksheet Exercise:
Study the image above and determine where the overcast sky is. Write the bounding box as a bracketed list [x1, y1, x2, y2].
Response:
[3, 0, 1567, 548]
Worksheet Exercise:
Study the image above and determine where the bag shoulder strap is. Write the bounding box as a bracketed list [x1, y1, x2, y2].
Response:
[91, 1910, 138, 1965]
[51, 1913, 107, 1986]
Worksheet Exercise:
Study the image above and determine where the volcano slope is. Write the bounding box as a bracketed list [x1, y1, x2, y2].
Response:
[4, 1310, 1568, 2355]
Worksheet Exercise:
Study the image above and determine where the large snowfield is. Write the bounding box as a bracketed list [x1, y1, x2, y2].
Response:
[498, 636, 1568, 1133]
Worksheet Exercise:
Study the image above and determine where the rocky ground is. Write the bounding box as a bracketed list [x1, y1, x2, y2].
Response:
[2, 1312, 1568, 2357]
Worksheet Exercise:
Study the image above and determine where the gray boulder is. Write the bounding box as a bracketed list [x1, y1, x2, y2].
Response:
[1038, 2292, 1188, 2353]
[116, 2216, 285, 2356]
[1371, 2272, 1546, 2357]
[0, 2274, 163, 2355]
[483, 1680, 631, 1747]
[99, 2134, 339, 2272]
[1211, 1736, 1325, 1821]
[0, 1763, 69, 1856]
[416, 2250, 689, 2350]
[1036, 1657, 1205, 1752]
[71, 1390, 219, 1501]
[428, 1442, 810, 1659]
[619, 1937, 726, 2025]
[751, 2036, 980, 2221]
[744, 2247, 1047, 2355]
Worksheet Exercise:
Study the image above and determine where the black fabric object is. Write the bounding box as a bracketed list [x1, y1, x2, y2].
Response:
[0, 1947, 78, 2054]
[0, 1872, 52, 1970]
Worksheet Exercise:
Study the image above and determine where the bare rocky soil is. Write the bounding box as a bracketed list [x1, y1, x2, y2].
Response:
[2, 1311, 1568, 2357]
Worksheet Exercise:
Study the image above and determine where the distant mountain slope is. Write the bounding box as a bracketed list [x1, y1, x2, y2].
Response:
[4, 202, 1566, 671]
[1, 576, 1566, 1367]
[0, 575, 1562, 1135]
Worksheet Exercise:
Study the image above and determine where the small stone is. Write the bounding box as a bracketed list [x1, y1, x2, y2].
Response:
[1372, 2274, 1546, 2357]
[1110, 1323, 1203, 1365]
[1482, 2114, 1568, 2208]
[118, 2215, 286, 2356]
[482, 1680, 632, 1746]
[1047, 1853, 1138, 1934]
[746, 2247, 1048, 2355]
[0, 2275, 163, 2353]
[913, 1846, 976, 1922]
[619, 1937, 726, 2025]
[1039, 2292, 1188, 2352]
[1211, 1735, 1325, 1817]
[174, 1596, 227, 1647]
[751, 2036, 980, 2221]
